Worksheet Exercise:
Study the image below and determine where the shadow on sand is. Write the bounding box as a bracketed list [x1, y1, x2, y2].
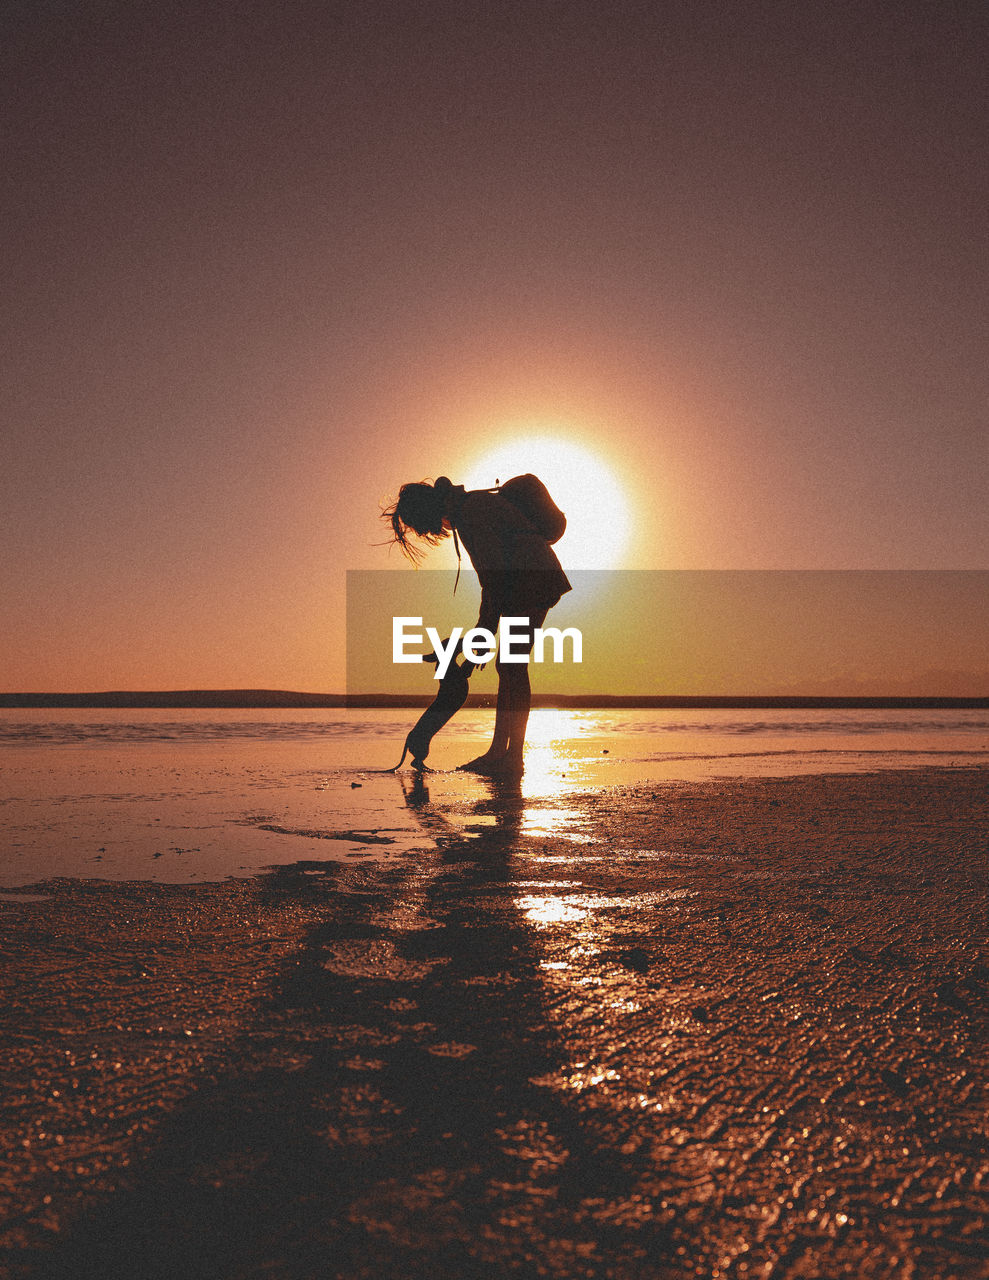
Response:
[19, 775, 673, 1279]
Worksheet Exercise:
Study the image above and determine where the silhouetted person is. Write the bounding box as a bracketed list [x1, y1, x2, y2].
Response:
[383, 475, 571, 776]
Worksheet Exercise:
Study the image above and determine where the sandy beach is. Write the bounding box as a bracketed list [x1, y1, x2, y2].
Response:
[1, 763, 987, 1279]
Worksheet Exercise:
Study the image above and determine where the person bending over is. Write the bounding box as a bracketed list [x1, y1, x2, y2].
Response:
[383, 475, 571, 776]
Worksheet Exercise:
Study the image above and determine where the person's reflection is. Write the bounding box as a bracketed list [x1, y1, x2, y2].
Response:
[399, 770, 432, 812]
[399, 772, 527, 861]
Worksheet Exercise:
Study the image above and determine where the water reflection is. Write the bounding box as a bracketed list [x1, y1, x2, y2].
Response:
[519, 806, 590, 839]
[395, 764, 684, 1131]
[517, 890, 689, 930]
[514, 709, 586, 802]
[516, 896, 590, 927]
[505, 710, 593, 836]
[397, 711, 597, 847]
[523, 708, 594, 748]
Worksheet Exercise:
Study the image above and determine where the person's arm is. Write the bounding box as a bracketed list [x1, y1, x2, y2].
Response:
[477, 588, 499, 637]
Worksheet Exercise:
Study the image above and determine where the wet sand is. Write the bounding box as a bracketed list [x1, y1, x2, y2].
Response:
[1, 767, 987, 1279]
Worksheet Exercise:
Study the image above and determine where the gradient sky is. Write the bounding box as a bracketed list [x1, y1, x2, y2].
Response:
[2, 1, 986, 692]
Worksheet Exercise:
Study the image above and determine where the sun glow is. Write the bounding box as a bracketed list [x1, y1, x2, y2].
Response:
[461, 435, 632, 571]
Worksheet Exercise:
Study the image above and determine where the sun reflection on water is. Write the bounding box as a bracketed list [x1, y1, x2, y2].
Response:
[523, 709, 590, 748]
[519, 806, 591, 839]
[512, 709, 596, 837]
[516, 896, 590, 927]
[516, 889, 690, 929]
[517, 710, 586, 797]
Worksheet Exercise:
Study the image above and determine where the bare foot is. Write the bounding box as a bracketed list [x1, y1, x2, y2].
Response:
[497, 755, 525, 778]
[456, 753, 506, 775]
[459, 755, 524, 779]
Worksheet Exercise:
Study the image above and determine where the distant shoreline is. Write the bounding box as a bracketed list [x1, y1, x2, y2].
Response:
[1, 691, 986, 710]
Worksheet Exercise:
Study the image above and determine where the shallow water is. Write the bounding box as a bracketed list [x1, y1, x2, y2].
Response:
[2, 704, 988, 749]
[1, 707, 986, 887]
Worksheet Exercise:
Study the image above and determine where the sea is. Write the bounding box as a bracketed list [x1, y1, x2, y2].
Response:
[1, 707, 986, 890]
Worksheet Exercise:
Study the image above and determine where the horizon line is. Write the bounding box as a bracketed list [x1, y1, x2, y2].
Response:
[1, 690, 986, 710]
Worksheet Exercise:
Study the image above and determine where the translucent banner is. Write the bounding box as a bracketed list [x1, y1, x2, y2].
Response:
[346, 570, 989, 701]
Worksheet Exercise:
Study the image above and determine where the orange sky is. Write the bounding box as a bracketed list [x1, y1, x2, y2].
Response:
[2, 3, 987, 693]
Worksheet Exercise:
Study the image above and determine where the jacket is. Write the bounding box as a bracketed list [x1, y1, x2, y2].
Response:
[450, 488, 572, 623]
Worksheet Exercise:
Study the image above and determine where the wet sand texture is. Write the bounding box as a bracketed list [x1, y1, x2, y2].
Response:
[1, 768, 987, 1279]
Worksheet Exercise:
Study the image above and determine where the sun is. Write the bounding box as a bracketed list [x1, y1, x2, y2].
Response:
[461, 435, 632, 571]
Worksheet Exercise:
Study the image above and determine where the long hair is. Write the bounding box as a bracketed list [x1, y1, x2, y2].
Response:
[380, 479, 452, 565]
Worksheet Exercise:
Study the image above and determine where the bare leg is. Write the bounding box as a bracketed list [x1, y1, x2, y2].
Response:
[459, 610, 546, 775]
[501, 660, 531, 774]
[457, 667, 511, 772]
[488, 661, 513, 758]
